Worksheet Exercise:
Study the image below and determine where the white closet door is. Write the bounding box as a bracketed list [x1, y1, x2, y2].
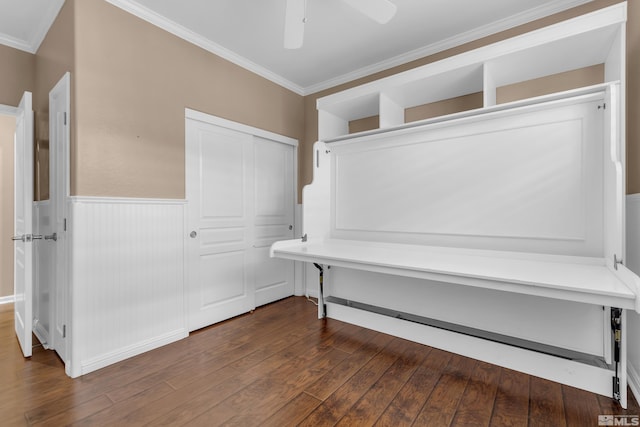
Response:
[187, 121, 255, 331]
[253, 137, 295, 307]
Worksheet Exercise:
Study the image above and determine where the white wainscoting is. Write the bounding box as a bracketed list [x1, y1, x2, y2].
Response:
[626, 194, 640, 402]
[33, 200, 53, 348]
[68, 197, 187, 377]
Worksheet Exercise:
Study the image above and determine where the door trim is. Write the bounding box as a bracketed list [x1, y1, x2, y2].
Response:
[185, 109, 299, 148]
[49, 72, 71, 372]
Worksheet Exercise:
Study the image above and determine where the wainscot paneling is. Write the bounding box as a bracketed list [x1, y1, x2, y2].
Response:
[68, 197, 187, 377]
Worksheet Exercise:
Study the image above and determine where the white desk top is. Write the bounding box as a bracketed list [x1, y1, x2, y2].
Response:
[271, 238, 637, 310]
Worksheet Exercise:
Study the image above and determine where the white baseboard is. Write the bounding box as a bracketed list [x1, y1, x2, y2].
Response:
[0, 295, 14, 305]
[78, 329, 188, 377]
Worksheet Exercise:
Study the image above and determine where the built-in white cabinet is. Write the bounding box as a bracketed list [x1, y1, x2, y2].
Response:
[273, 2, 639, 408]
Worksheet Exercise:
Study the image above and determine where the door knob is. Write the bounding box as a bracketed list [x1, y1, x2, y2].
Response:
[11, 235, 24, 242]
[289, 225, 293, 230]
[44, 233, 57, 242]
[190, 231, 197, 238]
[32, 234, 43, 240]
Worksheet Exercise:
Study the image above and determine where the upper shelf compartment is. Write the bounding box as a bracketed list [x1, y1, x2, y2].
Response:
[316, 2, 626, 141]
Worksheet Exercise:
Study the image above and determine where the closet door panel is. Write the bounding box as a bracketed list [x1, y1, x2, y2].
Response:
[187, 121, 254, 331]
[253, 137, 295, 307]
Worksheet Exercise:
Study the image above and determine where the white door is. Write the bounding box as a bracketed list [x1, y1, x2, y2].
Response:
[187, 120, 255, 331]
[186, 118, 297, 331]
[49, 73, 70, 364]
[253, 137, 295, 306]
[13, 91, 34, 358]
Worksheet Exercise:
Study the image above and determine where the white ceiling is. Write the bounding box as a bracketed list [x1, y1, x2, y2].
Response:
[1, 0, 594, 95]
[0, 0, 65, 53]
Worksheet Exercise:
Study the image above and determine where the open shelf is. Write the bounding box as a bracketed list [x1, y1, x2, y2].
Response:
[316, 3, 626, 141]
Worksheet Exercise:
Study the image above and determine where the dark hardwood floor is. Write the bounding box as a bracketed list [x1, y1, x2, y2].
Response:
[1, 297, 638, 426]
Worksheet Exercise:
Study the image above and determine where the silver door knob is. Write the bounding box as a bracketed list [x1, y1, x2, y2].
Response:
[190, 231, 197, 238]
[289, 225, 293, 230]
[45, 233, 57, 242]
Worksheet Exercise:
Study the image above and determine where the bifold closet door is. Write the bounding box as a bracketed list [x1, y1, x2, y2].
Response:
[186, 120, 295, 331]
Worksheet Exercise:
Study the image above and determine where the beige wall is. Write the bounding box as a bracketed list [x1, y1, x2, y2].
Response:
[301, 0, 633, 197]
[0, 114, 15, 297]
[0, 45, 35, 107]
[496, 64, 604, 104]
[406, 92, 484, 124]
[72, 0, 304, 200]
[34, 0, 75, 201]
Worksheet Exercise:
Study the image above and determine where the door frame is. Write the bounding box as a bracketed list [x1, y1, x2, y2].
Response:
[184, 108, 300, 327]
[49, 72, 71, 372]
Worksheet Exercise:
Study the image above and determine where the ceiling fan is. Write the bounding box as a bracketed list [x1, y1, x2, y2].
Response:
[284, 0, 397, 49]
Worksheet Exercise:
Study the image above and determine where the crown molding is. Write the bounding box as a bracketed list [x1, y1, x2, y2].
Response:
[30, 0, 66, 54]
[303, 0, 596, 94]
[104, 0, 306, 95]
[0, 32, 34, 53]
[0, 0, 64, 54]
[2, 0, 597, 95]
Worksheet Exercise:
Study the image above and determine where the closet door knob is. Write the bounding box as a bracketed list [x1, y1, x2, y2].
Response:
[190, 231, 197, 238]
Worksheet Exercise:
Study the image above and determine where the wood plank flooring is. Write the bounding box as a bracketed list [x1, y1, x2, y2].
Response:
[1, 297, 638, 426]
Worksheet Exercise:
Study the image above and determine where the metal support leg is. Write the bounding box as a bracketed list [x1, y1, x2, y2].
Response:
[313, 263, 326, 318]
[611, 307, 622, 402]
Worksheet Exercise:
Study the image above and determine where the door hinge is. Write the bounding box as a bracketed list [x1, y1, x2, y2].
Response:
[62, 324, 66, 338]
[64, 112, 67, 125]
[64, 218, 67, 231]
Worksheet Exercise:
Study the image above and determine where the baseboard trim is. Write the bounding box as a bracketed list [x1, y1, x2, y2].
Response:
[78, 329, 188, 377]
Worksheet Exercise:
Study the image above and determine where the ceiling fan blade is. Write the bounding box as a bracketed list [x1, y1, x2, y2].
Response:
[284, 0, 305, 49]
[341, 0, 397, 24]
